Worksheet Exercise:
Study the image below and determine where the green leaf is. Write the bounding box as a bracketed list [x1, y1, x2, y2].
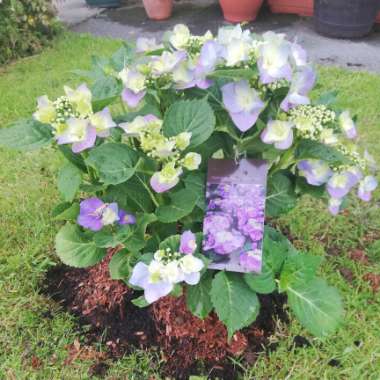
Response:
[86, 143, 139, 185]
[163, 98, 215, 148]
[193, 133, 228, 168]
[131, 295, 150, 308]
[186, 271, 213, 319]
[105, 175, 155, 213]
[134, 213, 157, 240]
[55, 224, 107, 268]
[52, 202, 80, 221]
[244, 267, 276, 294]
[295, 139, 349, 166]
[210, 271, 260, 338]
[156, 189, 199, 223]
[170, 284, 183, 298]
[93, 225, 132, 248]
[295, 177, 326, 198]
[287, 278, 343, 337]
[183, 172, 206, 210]
[58, 145, 87, 172]
[109, 249, 131, 280]
[110, 43, 135, 71]
[208, 67, 258, 80]
[159, 234, 180, 252]
[80, 183, 107, 193]
[315, 90, 338, 106]
[123, 213, 157, 253]
[279, 253, 322, 292]
[0, 119, 53, 150]
[266, 171, 297, 217]
[57, 163, 82, 202]
[91, 75, 122, 111]
[262, 226, 294, 274]
[115, 103, 162, 123]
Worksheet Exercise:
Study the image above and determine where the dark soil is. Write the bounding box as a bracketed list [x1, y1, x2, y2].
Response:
[42, 252, 288, 380]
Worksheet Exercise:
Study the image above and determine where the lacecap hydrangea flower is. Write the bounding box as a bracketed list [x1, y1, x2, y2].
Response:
[120, 114, 201, 193]
[33, 84, 116, 153]
[222, 80, 265, 132]
[77, 197, 135, 231]
[129, 230, 204, 303]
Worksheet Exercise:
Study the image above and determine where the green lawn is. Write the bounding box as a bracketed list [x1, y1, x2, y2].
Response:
[1, 32, 380, 380]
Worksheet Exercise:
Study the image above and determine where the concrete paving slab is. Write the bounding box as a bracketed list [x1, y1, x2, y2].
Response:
[69, 0, 380, 73]
[56, 0, 104, 26]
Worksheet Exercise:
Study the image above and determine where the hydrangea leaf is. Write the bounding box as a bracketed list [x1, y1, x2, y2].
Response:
[295, 139, 349, 166]
[183, 172, 206, 210]
[55, 223, 107, 268]
[105, 176, 155, 213]
[243, 266, 276, 294]
[109, 249, 131, 280]
[159, 234, 180, 252]
[0, 118, 53, 151]
[262, 226, 295, 274]
[58, 145, 87, 172]
[209, 67, 258, 80]
[295, 177, 326, 198]
[279, 253, 323, 292]
[156, 189, 199, 223]
[266, 171, 297, 217]
[122, 213, 158, 253]
[210, 271, 260, 339]
[52, 202, 80, 221]
[131, 295, 150, 308]
[110, 43, 135, 71]
[94, 225, 133, 248]
[57, 163, 82, 202]
[186, 271, 213, 319]
[91, 75, 122, 112]
[163, 98, 215, 148]
[133, 213, 158, 240]
[316, 90, 338, 106]
[86, 143, 139, 185]
[287, 278, 343, 337]
[193, 133, 228, 169]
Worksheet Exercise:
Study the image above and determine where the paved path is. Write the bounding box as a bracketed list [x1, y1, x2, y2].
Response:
[58, 0, 380, 73]
[55, 0, 103, 26]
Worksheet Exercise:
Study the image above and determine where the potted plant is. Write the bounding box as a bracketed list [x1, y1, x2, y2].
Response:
[314, 0, 379, 38]
[86, 0, 121, 7]
[267, 0, 313, 16]
[142, 0, 173, 20]
[1, 24, 377, 347]
[219, 0, 263, 22]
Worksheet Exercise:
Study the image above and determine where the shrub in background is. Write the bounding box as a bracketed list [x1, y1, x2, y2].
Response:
[0, 0, 61, 65]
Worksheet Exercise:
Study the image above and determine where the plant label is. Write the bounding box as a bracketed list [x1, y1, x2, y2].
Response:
[202, 158, 268, 273]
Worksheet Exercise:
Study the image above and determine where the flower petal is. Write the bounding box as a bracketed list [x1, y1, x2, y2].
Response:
[122, 89, 145, 108]
[144, 282, 173, 303]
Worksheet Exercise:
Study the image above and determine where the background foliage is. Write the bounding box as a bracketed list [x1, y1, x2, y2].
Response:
[0, 0, 61, 65]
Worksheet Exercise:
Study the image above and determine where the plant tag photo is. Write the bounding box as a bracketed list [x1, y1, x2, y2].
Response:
[202, 159, 269, 273]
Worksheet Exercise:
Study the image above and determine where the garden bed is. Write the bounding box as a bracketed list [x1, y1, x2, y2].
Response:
[42, 250, 288, 379]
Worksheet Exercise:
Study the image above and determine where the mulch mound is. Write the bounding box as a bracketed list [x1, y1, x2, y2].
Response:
[42, 251, 288, 379]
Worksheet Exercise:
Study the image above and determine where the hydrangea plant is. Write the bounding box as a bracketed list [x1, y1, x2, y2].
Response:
[1, 24, 378, 339]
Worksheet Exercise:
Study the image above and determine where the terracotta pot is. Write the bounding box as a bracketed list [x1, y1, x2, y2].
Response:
[142, 0, 173, 20]
[219, 0, 264, 23]
[267, 0, 313, 17]
[377, 11, 380, 23]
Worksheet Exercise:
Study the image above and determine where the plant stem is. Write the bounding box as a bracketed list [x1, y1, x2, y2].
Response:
[136, 174, 159, 207]
[119, 97, 128, 114]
